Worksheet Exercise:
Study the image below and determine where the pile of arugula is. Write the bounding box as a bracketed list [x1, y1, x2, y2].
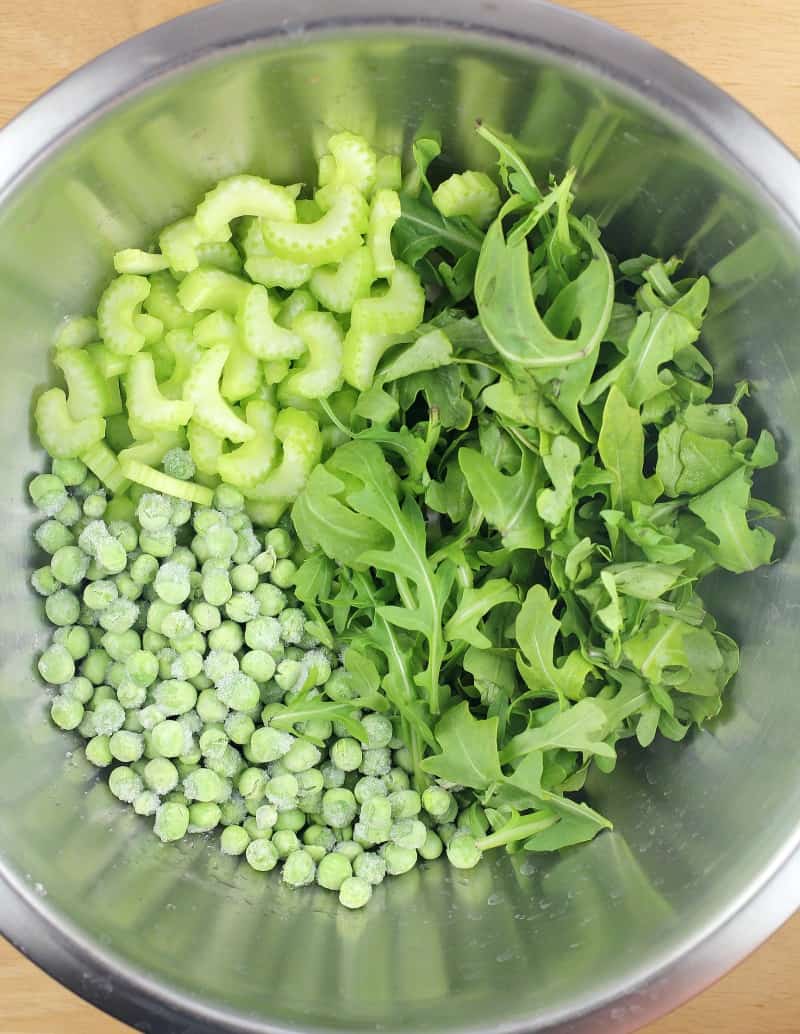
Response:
[291, 126, 778, 854]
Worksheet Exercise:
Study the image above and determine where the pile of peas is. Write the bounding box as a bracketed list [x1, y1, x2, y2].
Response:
[29, 454, 482, 910]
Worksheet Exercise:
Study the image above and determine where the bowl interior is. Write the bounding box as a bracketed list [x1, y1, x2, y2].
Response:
[1, 18, 799, 1034]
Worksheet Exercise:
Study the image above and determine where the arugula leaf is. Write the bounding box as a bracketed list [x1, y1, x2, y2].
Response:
[597, 386, 662, 510]
[444, 578, 519, 649]
[688, 467, 775, 573]
[459, 442, 545, 551]
[515, 585, 590, 702]
[537, 435, 582, 527]
[421, 701, 503, 789]
[501, 698, 616, 764]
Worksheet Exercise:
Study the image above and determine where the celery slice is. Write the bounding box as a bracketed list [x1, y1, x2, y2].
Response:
[309, 246, 374, 314]
[53, 348, 112, 420]
[237, 285, 305, 361]
[244, 408, 321, 504]
[279, 312, 344, 401]
[432, 170, 500, 228]
[160, 217, 204, 273]
[368, 189, 401, 278]
[80, 441, 130, 494]
[181, 345, 254, 443]
[217, 401, 278, 490]
[125, 352, 194, 432]
[119, 457, 213, 506]
[195, 175, 297, 242]
[144, 271, 197, 331]
[350, 262, 425, 335]
[35, 388, 105, 459]
[187, 421, 224, 477]
[262, 184, 368, 267]
[178, 269, 251, 314]
[114, 249, 169, 275]
[97, 275, 151, 356]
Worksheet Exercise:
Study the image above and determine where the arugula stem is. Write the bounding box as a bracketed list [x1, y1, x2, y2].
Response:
[476, 811, 558, 851]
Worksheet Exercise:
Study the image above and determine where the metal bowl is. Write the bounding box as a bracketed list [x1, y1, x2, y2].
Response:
[1, 2, 798, 1032]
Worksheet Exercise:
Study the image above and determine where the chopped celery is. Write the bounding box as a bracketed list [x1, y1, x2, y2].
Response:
[318, 132, 377, 197]
[192, 310, 239, 349]
[237, 285, 305, 361]
[35, 389, 105, 459]
[374, 153, 402, 192]
[342, 328, 400, 392]
[195, 175, 297, 242]
[53, 348, 113, 420]
[350, 262, 425, 335]
[54, 316, 98, 350]
[159, 217, 204, 273]
[80, 441, 130, 494]
[309, 246, 374, 314]
[182, 346, 254, 443]
[125, 353, 194, 432]
[178, 269, 251, 314]
[368, 189, 401, 278]
[262, 184, 368, 267]
[432, 170, 500, 228]
[117, 430, 185, 470]
[143, 271, 197, 331]
[222, 344, 263, 402]
[97, 275, 151, 356]
[244, 408, 321, 505]
[279, 312, 344, 401]
[217, 401, 278, 490]
[119, 458, 213, 506]
[186, 421, 224, 477]
[114, 249, 169, 275]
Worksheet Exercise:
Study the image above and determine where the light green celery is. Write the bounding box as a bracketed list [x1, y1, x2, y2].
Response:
[133, 313, 164, 345]
[263, 360, 291, 385]
[432, 170, 501, 228]
[54, 316, 98, 350]
[158, 330, 201, 400]
[368, 189, 401, 277]
[309, 246, 374, 313]
[244, 408, 321, 505]
[187, 421, 224, 477]
[317, 133, 377, 196]
[80, 441, 130, 494]
[237, 285, 305, 361]
[181, 345, 254, 443]
[114, 249, 169, 275]
[178, 269, 251, 314]
[217, 401, 278, 490]
[86, 344, 128, 379]
[262, 184, 368, 267]
[117, 429, 184, 469]
[239, 215, 311, 290]
[143, 271, 197, 331]
[277, 289, 317, 329]
[192, 310, 239, 349]
[53, 348, 113, 419]
[374, 154, 402, 191]
[97, 275, 151, 356]
[35, 388, 105, 460]
[195, 241, 243, 274]
[341, 329, 400, 391]
[194, 175, 297, 242]
[222, 344, 262, 402]
[125, 353, 193, 432]
[350, 262, 425, 335]
[119, 457, 213, 506]
[159, 217, 204, 273]
[245, 499, 288, 527]
[279, 312, 344, 401]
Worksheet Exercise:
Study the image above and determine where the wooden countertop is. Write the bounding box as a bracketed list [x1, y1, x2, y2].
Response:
[1, 1, 798, 1032]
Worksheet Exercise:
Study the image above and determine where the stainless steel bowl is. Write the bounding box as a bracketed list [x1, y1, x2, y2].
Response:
[1, 2, 799, 1032]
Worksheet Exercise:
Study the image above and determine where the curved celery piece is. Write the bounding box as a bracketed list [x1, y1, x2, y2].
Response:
[118, 430, 184, 469]
[350, 261, 425, 335]
[114, 249, 169, 275]
[119, 457, 213, 506]
[105, 377, 123, 417]
[309, 245, 375, 313]
[86, 344, 128, 379]
[318, 133, 377, 196]
[277, 289, 318, 330]
[194, 175, 297, 243]
[193, 310, 239, 349]
[195, 241, 243, 274]
[160, 217, 204, 273]
[432, 170, 501, 228]
[237, 285, 305, 361]
[80, 441, 130, 494]
[262, 184, 368, 267]
[178, 269, 251, 314]
[53, 348, 112, 420]
[187, 420, 224, 477]
[182, 345, 254, 443]
[368, 189, 401, 278]
[263, 360, 291, 385]
[244, 408, 321, 504]
[374, 154, 402, 192]
[133, 313, 164, 344]
[217, 401, 278, 490]
[97, 275, 151, 356]
[239, 216, 312, 289]
[144, 271, 196, 331]
[54, 315, 98, 350]
[222, 344, 262, 402]
[126, 352, 194, 432]
[35, 388, 105, 460]
[279, 312, 344, 401]
[296, 199, 323, 224]
[341, 328, 400, 392]
[245, 499, 289, 527]
[159, 330, 201, 399]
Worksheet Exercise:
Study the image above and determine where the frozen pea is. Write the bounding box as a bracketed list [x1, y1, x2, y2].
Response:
[45, 588, 81, 627]
[187, 801, 221, 832]
[322, 788, 358, 829]
[86, 734, 112, 767]
[266, 528, 292, 558]
[163, 447, 195, 481]
[98, 598, 138, 634]
[52, 458, 87, 486]
[208, 621, 244, 654]
[101, 629, 141, 662]
[82, 493, 107, 519]
[265, 773, 299, 811]
[220, 794, 247, 827]
[282, 739, 321, 774]
[115, 573, 142, 601]
[137, 493, 172, 532]
[393, 745, 414, 774]
[419, 829, 444, 860]
[154, 801, 190, 842]
[216, 671, 259, 712]
[139, 526, 176, 558]
[161, 609, 194, 642]
[354, 776, 388, 805]
[331, 737, 363, 773]
[150, 719, 185, 758]
[270, 558, 296, 589]
[360, 747, 391, 777]
[225, 712, 255, 745]
[246, 838, 278, 871]
[230, 564, 258, 592]
[214, 484, 245, 513]
[154, 561, 192, 605]
[361, 796, 392, 832]
[54, 625, 91, 660]
[317, 851, 352, 891]
[240, 649, 276, 684]
[171, 650, 203, 680]
[107, 520, 138, 553]
[36, 520, 75, 555]
[38, 644, 75, 685]
[253, 548, 276, 575]
[278, 608, 304, 643]
[205, 743, 244, 780]
[183, 768, 225, 803]
[197, 688, 228, 724]
[144, 757, 179, 794]
[272, 829, 299, 858]
[244, 616, 281, 652]
[130, 553, 159, 585]
[109, 730, 144, 762]
[282, 848, 316, 887]
[126, 650, 159, 687]
[324, 669, 355, 703]
[220, 824, 250, 856]
[446, 832, 483, 870]
[249, 726, 294, 764]
[275, 808, 306, 832]
[190, 601, 221, 632]
[334, 840, 364, 862]
[390, 818, 427, 851]
[422, 785, 453, 820]
[388, 789, 422, 819]
[93, 698, 126, 735]
[81, 648, 110, 684]
[154, 679, 197, 715]
[205, 523, 238, 560]
[62, 675, 93, 703]
[362, 713, 393, 749]
[382, 843, 417, 876]
[353, 851, 387, 886]
[254, 582, 286, 616]
[55, 497, 82, 527]
[29, 473, 68, 515]
[225, 591, 260, 624]
[109, 765, 144, 803]
[31, 565, 59, 596]
[238, 767, 267, 801]
[50, 694, 84, 730]
[339, 875, 372, 909]
[255, 803, 278, 831]
[133, 790, 160, 817]
[51, 545, 89, 586]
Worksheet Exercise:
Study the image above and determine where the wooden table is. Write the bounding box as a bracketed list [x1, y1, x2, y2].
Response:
[1, 1, 798, 1031]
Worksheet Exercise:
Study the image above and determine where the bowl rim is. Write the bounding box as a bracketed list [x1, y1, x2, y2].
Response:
[1, 2, 799, 1032]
